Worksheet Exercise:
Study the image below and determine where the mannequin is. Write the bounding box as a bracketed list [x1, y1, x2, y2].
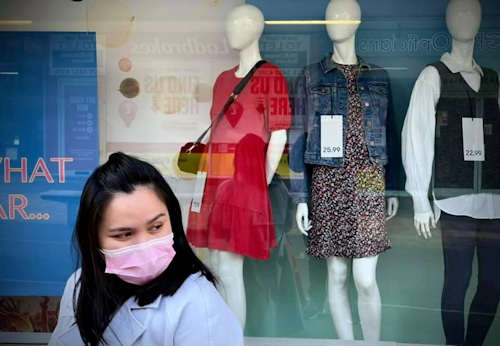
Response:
[402, 1, 500, 345]
[403, 0, 483, 237]
[186, 4, 289, 328]
[292, 0, 398, 341]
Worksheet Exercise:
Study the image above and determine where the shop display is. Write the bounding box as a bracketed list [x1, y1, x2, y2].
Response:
[402, 0, 500, 345]
[2, 0, 500, 344]
[289, 0, 398, 341]
[185, 4, 291, 327]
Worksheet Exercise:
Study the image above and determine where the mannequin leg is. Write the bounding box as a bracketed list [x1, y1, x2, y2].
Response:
[352, 255, 381, 341]
[208, 249, 246, 327]
[326, 256, 354, 340]
[464, 219, 500, 346]
[440, 214, 475, 345]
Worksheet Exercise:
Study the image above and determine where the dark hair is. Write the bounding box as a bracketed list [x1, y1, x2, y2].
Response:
[72, 152, 215, 345]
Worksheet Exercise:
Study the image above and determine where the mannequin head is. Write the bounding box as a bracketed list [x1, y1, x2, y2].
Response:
[446, 0, 481, 42]
[225, 4, 264, 50]
[325, 0, 361, 43]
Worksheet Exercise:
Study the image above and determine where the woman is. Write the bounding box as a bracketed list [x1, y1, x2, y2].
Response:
[49, 152, 243, 346]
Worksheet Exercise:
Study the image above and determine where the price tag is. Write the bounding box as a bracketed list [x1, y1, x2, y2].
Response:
[321, 115, 343, 158]
[462, 117, 485, 161]
[191, 171, 207, 213]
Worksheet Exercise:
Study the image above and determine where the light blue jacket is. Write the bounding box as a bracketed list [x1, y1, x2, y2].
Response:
[48, 269, 243, 346]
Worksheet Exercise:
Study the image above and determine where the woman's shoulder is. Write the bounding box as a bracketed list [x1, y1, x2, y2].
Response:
[155, 272, 243, 345]
[158, 272, 227, 317]
[170, 272, 217, 303]
[56, 269, 82, 313]
[66, 268, 82, 285]
[61, 268, 81, 297]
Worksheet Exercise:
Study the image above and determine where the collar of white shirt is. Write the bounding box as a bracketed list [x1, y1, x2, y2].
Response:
[441, 52, 484, 76]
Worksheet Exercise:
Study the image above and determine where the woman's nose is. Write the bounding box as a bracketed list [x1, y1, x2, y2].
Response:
[136, 230, 155, 244]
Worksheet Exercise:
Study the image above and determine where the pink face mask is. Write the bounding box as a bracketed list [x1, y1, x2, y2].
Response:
[101, 233, 176, 285]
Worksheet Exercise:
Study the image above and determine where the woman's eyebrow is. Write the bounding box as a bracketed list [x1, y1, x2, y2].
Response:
[108, 213, 166, 233]
[109, 226, 132, 233]
[147, 213, 166, 224]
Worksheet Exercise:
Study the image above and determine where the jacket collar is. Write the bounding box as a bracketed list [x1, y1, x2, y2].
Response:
[57, 295, 163, 345]
[56, 268, 165, 346]
[320, 54, 371, 74]
[104, 295, 162, 346]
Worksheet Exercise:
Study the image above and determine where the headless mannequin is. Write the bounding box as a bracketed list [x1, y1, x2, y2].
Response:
[207, 4, 287, 328]
[410, 0, 482, 238]
[404, 2, 500, 345]
[295, 0, 398, 341]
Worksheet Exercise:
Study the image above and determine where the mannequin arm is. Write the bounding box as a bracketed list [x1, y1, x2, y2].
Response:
[265, 130, 287, 185]
[296, 203, 311, 236]
[401, 66, 441, 239]
[385, 197, 399, 221]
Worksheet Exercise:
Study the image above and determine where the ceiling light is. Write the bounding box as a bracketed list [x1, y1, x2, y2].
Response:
[0, 20, 33, 25]
[265, 20, 361, 25]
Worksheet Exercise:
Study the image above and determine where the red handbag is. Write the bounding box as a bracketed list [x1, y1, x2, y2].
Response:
[177, 60, 266, 174]
[177, 141, 207, 175]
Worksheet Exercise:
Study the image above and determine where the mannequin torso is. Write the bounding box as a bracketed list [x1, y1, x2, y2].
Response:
[225, 4, 287, 184]
[296, 0, 397, 235]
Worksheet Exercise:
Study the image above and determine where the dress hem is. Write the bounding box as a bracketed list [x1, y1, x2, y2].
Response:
[187, 238, 276, 261]
[306, 244, 391, 260]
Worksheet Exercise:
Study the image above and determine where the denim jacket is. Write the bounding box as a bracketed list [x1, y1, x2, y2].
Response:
[289, 55, 397, 204]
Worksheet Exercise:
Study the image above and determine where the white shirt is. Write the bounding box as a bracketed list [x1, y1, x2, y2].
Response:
[402, 52, 500, 219]
[48, 269, 244, 346]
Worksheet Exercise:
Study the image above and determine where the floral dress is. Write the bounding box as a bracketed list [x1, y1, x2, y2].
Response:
[307, 64, 391, 259]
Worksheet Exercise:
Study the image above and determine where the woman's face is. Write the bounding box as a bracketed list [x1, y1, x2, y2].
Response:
[98, 185, 172, 250]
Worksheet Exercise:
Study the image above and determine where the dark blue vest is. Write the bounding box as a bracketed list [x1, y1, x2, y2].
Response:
[432, 62, 500, 198]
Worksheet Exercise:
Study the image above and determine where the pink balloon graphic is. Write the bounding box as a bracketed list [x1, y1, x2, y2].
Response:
[119, 57, 132, 72]
[119, 101, 138, 127]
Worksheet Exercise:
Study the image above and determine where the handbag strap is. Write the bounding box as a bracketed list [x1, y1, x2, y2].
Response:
[192, 60, 267, 145]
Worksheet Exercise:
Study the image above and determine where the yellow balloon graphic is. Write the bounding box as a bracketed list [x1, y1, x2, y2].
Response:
[206, 0, 222, 7]
[152, 76, 188, 115]
[193, 83, 212, 103]
[87, 0, 134, 48]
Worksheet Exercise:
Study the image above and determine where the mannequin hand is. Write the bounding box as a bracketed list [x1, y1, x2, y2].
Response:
[414, 212, 437, 239]
[385, 197, 399, 221]
[296, 203, 312, 236]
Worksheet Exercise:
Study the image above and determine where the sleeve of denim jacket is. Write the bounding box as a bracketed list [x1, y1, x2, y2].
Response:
[384, 71, 403, 194]
[288, 69, 310, 204]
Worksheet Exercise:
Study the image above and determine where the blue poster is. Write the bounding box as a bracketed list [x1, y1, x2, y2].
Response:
[0, 32, 98, 296]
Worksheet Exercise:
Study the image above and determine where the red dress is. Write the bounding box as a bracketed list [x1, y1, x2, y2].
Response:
[186, 62, 291, 260]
